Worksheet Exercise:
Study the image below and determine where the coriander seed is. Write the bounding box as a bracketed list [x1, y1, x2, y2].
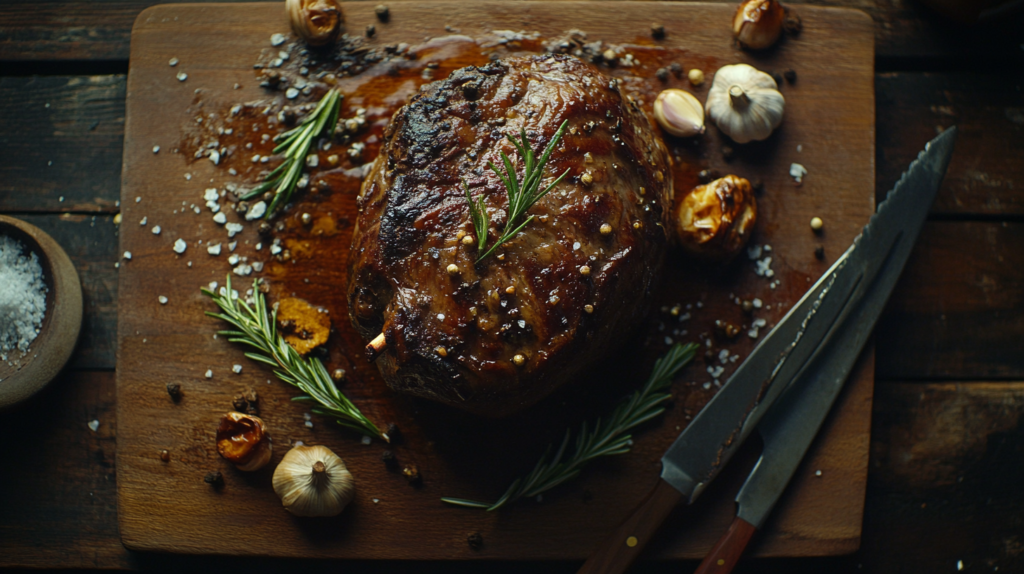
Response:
[600, 223, 613, 235]
[810, 217, 823, 231]
[512, 354, 526, 366]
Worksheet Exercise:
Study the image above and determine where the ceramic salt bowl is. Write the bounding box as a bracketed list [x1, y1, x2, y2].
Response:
[0, 215, 83, 410]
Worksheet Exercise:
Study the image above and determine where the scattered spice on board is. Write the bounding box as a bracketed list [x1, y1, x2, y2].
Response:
[0, 234, 48, 365]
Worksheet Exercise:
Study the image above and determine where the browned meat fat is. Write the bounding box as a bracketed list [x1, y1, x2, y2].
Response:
[347, 54, 673, 416]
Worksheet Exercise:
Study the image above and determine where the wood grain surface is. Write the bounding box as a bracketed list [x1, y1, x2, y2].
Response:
[116, 1, 874, 560]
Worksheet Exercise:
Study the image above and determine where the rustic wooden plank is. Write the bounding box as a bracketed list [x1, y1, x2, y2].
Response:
[863, 381, 1024, 574]
[115, 1, 874, 559]
[877, 73, 1024, 217]
[0, 75, 124, 213]
[875, 221, 1024, 380]
[1, 0, 1022, 63]
[0, 370, 135, 569]
[10, 214, 119, 369]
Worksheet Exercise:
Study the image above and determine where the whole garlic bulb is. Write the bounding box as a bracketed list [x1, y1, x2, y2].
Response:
[273, 445, 354, 517]
[287, 0, 343, 46]
[705, 63, 785, 144]
[733, 0, 785, 50]
[653, 89, 705, 138]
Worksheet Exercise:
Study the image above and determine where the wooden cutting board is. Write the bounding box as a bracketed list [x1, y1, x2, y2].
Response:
[117, 2, 874, 560]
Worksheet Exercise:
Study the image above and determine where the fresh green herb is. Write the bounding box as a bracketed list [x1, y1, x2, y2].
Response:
[441, 342, 699, 510]
[241, 89, 343, 217]
[202, 275, 383, 440]
[463, 120, 571, 262]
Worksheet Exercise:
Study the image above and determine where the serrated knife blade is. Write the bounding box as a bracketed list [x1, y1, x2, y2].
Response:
[579, 127, 957, 574]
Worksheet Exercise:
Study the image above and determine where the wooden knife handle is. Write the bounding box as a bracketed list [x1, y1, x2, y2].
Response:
[577, 479, 683, 574]
[693, 517, 757, 574]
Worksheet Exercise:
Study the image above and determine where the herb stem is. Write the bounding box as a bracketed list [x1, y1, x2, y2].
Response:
[441, 342, 699, 510]
[202, 275, 383, 440]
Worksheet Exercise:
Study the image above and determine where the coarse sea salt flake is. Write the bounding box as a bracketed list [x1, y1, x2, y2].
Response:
[123, 251, 132, 260]
[207, 243, 222, 256]
[232, 364, 243, 374]
[226, 223, 244, 238]
[158, 296, 168, 305]
[173, 238, 187, 254]
[204, 188, 219, 201]
[153, 145, 160, 154]
[245, 201, 267, 221]
[88, 420, 100, 432]
[271, 33, 286, 46]
[213, 212, 227, 225]
[139, 217, 147, 226]
[205, 369, 213, 378]
[152, 225, 161, 235]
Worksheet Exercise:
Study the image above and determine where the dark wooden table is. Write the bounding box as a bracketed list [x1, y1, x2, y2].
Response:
[1, 1, 1022, 572]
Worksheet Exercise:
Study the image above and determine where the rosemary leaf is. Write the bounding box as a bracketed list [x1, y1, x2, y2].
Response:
[441, 342, 699, 511]
[465, 119, 571, 262]
[241, 89, 343, 217]
[202, 275, 383, 440]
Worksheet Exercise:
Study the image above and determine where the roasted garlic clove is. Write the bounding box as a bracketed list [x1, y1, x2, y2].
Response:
[674, 175, 757, 260]
[273, 445, 355, 517]
[653, 89, 705, 138]
[287, 0, 343, 46]
[216, 412, 273, 471]
[733, 0, 786, 50]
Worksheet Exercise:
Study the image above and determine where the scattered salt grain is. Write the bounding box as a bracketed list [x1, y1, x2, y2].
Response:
[153, 145, 160, 154]
[176, 72, 188, 82]
[0, 235, 49, 362]
[232, 364, 243, 374]
[139, 217, 147, 226]
[168, 57, 179, 67]
[304, 421, 314, 428]
[748, 318, 767, 339]
[815, 469, 822, 477]
[957, 560, 963, 571]
[233, 264, 252, 276]
[245, 201, 267, 221]
[123, 251, 132, 260]
[213, 212, 227, 225]
[173, 238, 187, 254]
[88, 420, 100, 432]
[205, 369, 213, 378]
[228, 254, 240, 265]
[152, 225, 161, 235]
[789, 163, 807, 184]
[226, 223, 244, 238]
[361, 435, 372, 445]
[207, 243, 222, 256]
[285, 87, 300, 99]
[204, 188, 219, 201]
[228, 241, 237, 252]
[271, 33, 286, 46]
[158, 296, 168, 305]
[135, 196, 141, 203]
[752, 298, 763, 309]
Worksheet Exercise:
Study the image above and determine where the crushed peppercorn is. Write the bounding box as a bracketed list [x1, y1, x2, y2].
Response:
[166, 382, 182, 401]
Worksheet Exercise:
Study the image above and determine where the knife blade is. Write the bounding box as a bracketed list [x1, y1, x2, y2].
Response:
[695, 127, 957, 574]
[578, 127, 957, 574]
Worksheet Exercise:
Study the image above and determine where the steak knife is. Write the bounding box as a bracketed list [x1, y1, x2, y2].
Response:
[578, 127, 957, 574]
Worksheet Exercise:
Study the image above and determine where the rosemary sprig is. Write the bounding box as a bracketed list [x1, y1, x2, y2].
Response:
[441, 342, 700, 511]
[202, 275, 383, 440]
[464, 120, 571, 262]
[241, 89, 343, 217]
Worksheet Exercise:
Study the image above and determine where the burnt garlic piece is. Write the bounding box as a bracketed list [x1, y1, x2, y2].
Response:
[674, 175, 757, 260]
[348, 54, 673, 416]
[287, 0, 343, 46]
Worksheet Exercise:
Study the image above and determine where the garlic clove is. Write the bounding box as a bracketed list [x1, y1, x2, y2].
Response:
[733, 0, 786, 50]
[273, 445, 355, 517]
[287, 0, 344, 47]
[653, 89, 705, 138]
[216, 412, 273, 471]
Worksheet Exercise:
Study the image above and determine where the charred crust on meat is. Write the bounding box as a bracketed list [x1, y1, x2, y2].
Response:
[348, 55, 673, 416]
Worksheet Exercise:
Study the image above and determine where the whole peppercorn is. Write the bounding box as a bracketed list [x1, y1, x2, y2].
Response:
[257, 222, 273, 236]
[204, 471, 224, 488]
[669, 62, 683, 77]
[386, 422, 402, 444]
[467, 532, 484, 550]
[381, 449, 398, 469]
[815, 245, 825, 260]
[375, 4, 390, 22]
[742, 300, 754, 313]
[365, 24, 376, 37]
[166, 382, 182, 401]
[650, 24, 666, 40]
[784, 69, 797, 84]
[655, 67, 670, 82]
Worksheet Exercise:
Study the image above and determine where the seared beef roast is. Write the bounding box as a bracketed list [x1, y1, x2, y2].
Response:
[347, 54, 672, 416]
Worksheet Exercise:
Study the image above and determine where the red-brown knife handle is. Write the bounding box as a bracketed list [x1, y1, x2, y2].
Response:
[693, 517, 758, 574]
[577, 479, 683, 574]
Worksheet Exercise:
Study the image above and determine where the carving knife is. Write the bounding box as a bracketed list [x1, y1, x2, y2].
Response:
[578, 128, 957, 574]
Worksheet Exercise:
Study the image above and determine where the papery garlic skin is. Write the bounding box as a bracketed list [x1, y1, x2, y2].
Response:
[733, 0, 785, 50]
[705, 63, 785, 144]
[287, 0, 343, 46]
[654, 89, 705, 138]
[273, 445, 354, 517]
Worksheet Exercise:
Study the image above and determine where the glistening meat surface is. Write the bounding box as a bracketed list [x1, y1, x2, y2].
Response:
[348, 54, 672, 416]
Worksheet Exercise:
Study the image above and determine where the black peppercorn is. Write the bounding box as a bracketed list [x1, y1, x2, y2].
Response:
[815, 245, 825, 260]
[365, 24, 376, 38]
[669, 62, 683, 77]
[784, 69, 797, 84]
[655, 67, 669, 82]
[771, 72, 784, 86]
[467, 532, 484, 549]
[722, 145, 735, 161]
[232, 394, 247, 412]
[204, 471, 224, 487]
[166, 382, 182, 401]
[650, 24, 665, 40]
[386, 422, 402, 444]
[381, 449, 398, 469]
[257, 222, 272, 236]
[375, 4, 390, 22]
